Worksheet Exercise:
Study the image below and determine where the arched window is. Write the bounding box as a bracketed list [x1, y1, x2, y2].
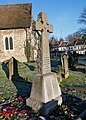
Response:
[5, 37, 14, 50]
[5, 37, 9, 50]
[9, 37, 13, 49]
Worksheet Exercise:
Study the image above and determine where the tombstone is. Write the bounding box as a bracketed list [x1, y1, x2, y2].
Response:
[62, 54, 69, 79]
[26, 12, 62, 116]
[61, 54, 63, 67]
[8, 57, 18, 80]
[56, 66, 62, 83]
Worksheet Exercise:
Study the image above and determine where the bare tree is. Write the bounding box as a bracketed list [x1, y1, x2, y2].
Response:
[78, 7, 86, 24]
[78, 7, 86, 35]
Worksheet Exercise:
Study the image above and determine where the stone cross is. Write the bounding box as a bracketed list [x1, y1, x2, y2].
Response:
[33, 12, 53, 74]
[27, 12, 62, 115]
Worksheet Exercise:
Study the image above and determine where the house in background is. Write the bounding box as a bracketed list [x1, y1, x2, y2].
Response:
[74, 40, 86, 54]
[49, 37, 59, 58]
[67, 40, 86, 55]
[58, 41, 68, 52]
[58, 40, 86, 55]
[67, 41, 76, 52]
[0, 3, 38, 63]
[50, 44, 58, 58]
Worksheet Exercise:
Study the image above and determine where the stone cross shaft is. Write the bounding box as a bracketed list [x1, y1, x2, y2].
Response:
[33, 12, 53, 74]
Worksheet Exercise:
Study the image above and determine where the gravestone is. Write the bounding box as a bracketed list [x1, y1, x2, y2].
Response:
[62, 54, 69, 79]
[56, 66, 62, 83]
[8, 57, 18, 80]
[61, 54, 63, 67]
[26, 12, 62, 115]
[8, 58, 14, 80]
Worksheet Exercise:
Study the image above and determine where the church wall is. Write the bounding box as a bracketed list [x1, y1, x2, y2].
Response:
[0, 29, 27, 63]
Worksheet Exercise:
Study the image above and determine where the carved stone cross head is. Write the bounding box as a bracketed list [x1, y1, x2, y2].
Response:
[33, 12, 53, 34]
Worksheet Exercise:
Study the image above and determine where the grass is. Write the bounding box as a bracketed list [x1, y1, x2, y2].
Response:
[18, 62, 38, 80]
[0, 62, 38, 101]
[0, 61, 86, 100]
[0, 65, 16, 100]
[0, 61, 86, 119]
[60, 69, 86, 99]
[61, 70, 86, 87]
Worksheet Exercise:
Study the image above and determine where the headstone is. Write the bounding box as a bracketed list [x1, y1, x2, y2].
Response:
[56, 70, 62, 83]
[26, 12, 62, 115]
[8, 57, 18, 80]
[61, 55, 63, 67]
[8, 58, 14, 80]
[62, 54, 69, 79]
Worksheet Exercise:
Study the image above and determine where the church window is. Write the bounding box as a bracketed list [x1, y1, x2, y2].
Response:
[5, 37, 9, 50]
[9, 37, 13, 49]
[5, 37, 14, 50]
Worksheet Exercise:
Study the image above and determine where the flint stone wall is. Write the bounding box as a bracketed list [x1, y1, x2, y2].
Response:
[0, 29, 27, 63]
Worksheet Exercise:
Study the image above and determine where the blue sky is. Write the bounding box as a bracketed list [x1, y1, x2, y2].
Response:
[0, 0, 86, 39]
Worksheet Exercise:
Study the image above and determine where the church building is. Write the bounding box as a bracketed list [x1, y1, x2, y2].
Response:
[0, 3, 37, 63]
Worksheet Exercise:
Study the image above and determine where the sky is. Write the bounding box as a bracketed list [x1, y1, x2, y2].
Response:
[0, 0, 86, 40]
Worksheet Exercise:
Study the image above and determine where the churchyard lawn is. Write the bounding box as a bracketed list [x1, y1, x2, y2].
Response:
[0, 62, 86, 119]
[61, 69, 86, 100]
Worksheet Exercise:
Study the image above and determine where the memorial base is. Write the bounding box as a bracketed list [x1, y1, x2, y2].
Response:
[26, 72, 62, 115]
[26, 96, 62, 116]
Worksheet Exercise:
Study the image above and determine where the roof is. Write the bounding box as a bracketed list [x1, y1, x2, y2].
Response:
[75, 40, 85, 45]
[59, 41, 68, 47]
[67, 41, 75, 46]
[0, 3, 32, 29]
[68, 40, 86, 46]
